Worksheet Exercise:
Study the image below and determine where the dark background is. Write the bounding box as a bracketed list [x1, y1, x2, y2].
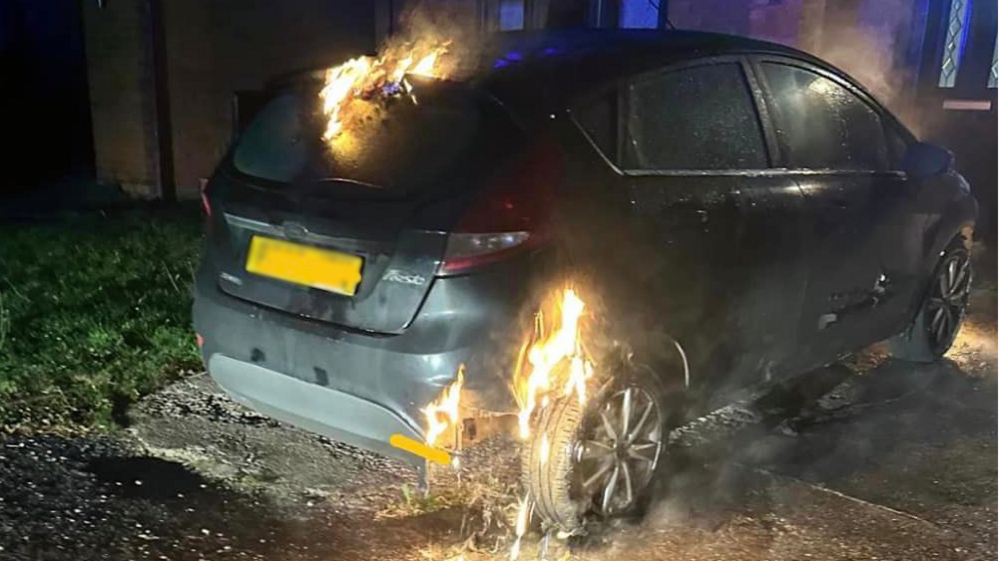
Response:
[1, 0, 93, 192]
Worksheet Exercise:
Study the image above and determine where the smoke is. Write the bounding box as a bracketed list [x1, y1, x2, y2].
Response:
[801, 0, 924, 134]
[385, 2, 487, 79]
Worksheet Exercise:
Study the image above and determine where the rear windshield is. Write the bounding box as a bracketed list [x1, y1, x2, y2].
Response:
[231, 78, 521, 199]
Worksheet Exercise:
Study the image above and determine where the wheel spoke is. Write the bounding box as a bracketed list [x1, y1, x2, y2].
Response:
[950, 260, 969, 296]
[620, 388, 633, 439]
[620, 461, 634, 506]
[582, 458, 614, 489]
[946, 293, 966, 306]
[628, 440, 660, 463]
[578, 440, 615, 461]
[600, 464, 620, 514]
[599, 410, 618, 441]
[931, 306, 946, 334]
[947, 259, 957, 290]
[936, 306, 953, 342]
[938, 270, 950, 298]
[628, 401, 655, 443]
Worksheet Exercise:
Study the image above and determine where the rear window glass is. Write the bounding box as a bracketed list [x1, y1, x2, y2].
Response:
[231, 79, 520, 197]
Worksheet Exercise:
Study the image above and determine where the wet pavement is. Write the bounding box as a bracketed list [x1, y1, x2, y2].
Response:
[1, 276, 995, 561]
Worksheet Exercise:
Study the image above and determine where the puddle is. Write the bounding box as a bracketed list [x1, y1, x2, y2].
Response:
[86, 456, 209, 500]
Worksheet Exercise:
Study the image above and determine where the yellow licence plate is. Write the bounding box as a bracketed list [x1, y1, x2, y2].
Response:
[245, 236, 363, 296]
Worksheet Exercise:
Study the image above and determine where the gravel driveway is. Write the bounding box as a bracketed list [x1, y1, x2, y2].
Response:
[1, 280, 995, 561]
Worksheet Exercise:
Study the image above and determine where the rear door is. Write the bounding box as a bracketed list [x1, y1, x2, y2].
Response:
[572, 58, 812, 394]
[753, 58, 916, 359]
[205, 79, 523, 334]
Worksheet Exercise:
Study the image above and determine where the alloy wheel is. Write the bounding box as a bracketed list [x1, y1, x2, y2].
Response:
[924, 249, 972, 355]
[572, 385, 663, 516]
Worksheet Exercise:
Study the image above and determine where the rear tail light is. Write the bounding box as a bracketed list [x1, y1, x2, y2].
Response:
[200, 192, 212, 218]
[199, 178, 212, 219]
[437, 143, 560, 276]
[438, 232, 535, 274]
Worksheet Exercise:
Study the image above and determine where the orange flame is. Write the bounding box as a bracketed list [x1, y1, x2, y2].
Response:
[422, 364, 464, 448]
[509, 492, 532, 560]
[515, 288, 594, 439]
[319, 40, 450, 143]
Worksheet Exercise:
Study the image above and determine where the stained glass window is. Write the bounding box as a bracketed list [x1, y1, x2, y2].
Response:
[938, 0, 971, 88]
[619, 0, 659, 29]
[498, 0, 525, 30]
[988, 35, 997, 88]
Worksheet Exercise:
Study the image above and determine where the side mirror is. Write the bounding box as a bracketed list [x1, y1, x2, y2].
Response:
[902, 142, 953, 180]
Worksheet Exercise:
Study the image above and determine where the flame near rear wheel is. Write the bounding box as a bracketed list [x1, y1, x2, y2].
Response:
[517, 357, 670, 540]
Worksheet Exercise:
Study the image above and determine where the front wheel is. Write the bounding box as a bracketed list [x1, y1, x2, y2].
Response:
[889, 237, 972, 362]
[520, 364, 669, 533]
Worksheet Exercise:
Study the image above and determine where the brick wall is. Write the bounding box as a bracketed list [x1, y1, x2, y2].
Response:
[162, 0, 375, 198]
[81, 0, 158, 197]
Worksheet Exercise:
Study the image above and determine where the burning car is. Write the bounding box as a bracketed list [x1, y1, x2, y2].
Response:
[192, 29, 977, 534]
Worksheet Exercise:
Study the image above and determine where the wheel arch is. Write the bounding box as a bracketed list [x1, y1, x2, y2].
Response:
[618, 330, 692, 394]
[920, 179, 977, 282]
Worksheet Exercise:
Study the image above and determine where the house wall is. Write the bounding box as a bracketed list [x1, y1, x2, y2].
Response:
[81, 0, 159, 197]
[163, 0, 375, 198]
[82, 0, 375, 199]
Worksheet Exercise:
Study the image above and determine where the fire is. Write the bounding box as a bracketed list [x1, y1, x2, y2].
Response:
[514, 288, 595, 439]
[422, 364, 464, 447]
[509, 492, 532, 560]
[318, 40, 451, 143]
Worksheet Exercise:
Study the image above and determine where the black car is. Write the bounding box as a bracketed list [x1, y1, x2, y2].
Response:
[193, 29, 977, 532]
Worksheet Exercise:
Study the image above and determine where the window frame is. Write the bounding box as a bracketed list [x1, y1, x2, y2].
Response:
[749, 55, 909, 176]
[568, 55, 780, 177]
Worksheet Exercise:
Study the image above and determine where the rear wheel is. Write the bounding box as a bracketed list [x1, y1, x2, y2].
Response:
[520, 364, 668, 533]
[889, 238, 972, 362]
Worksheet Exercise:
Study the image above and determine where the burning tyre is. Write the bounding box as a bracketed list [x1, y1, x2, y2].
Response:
[520, 361, 667, 533]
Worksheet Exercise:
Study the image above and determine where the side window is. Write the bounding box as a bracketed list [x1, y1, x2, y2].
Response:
[624, 63, 767, 170]
[575, 90, 618, 161]
[760, 62, 888, 171]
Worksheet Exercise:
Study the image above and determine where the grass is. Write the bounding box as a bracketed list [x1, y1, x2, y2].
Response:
[0, 206, 204, 430]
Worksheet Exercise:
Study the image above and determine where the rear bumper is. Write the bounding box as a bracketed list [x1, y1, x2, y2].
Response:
[193, 255, 540, 465]
[209, 354, 423, 465]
